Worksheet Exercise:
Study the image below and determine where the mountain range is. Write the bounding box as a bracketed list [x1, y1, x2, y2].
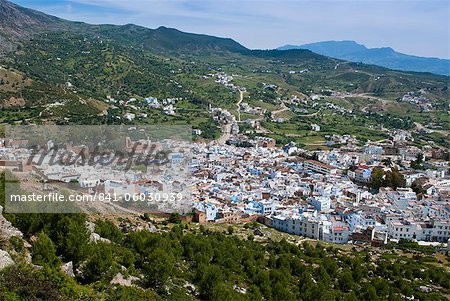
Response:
[278, 41, 450, 76]
[0, 0, 448, 129]
[0, 0, 250, 54]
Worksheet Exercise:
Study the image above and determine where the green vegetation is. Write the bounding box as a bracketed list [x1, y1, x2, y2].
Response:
[197, 119, 221, 139]
[370, 167, 406, 190]
[1, 171, 449, 300]
[410, 153, 425, 170]
[0, 19, 448, 146]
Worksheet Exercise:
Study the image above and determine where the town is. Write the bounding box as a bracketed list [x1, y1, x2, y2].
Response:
[190, 135, 450, 246]
[1, 124, 449, 247]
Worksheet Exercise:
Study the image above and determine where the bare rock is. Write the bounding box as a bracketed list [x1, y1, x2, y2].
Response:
[0, 249, 15, 270]
[120, 221, 157, 233]
[89, 232, 111, 244]
[418, 285, 432, 293]
[61, 261, 75, 278]
[86, 221, 111, 243]
[85, 221, 96, 233]
[0, 205, 23, 241]
[110, 272, 139, 287]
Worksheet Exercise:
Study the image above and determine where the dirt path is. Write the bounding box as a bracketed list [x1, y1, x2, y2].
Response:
[237, 90, 244, 122]
[415, 122, 450, 135]
[215, 123, 232, 145]
[272, 103, 290, 116]
[215, 90, 244, 145]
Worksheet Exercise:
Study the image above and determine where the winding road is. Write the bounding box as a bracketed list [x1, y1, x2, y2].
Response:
[237, 90, 244, 122]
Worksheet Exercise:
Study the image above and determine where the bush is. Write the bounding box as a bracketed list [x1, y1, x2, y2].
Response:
[32, 232, 61, 268]
[0, 266, 64, 301]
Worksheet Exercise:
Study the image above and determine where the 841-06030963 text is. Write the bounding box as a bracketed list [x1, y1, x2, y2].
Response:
[8, 192, 184, 204]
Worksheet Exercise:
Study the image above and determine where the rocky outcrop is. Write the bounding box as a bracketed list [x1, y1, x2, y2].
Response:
[89, 232, 111, 244]
[85, 221, 111, 244]
[0, 205, 23, 241]
[0, 249, 15, 270]
[119, 220, 157, 233]
[110, 272, 139, 287]
[61, 261, 75, 278]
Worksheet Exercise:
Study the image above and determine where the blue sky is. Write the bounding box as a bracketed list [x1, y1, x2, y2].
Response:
[13, 0, 450, 59]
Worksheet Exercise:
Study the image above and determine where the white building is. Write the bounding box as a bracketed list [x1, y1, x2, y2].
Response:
[387, 188, 416, 210]
[309, 196, 331, 212]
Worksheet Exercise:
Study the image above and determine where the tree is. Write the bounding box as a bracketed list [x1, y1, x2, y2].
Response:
[32, 232, 60, 268]
[143, 247, 175, 288]
[95, 220, 124, 243]
[227, 225, 234, 235]
[416, 153, 424, 164]
[411, 153, 424, 170]
[105, 286, 159, 301]
[168, 213, 182, 224]
[411, 180, 425, 197]
[53, 216, 90, 264]
[247, 285, 263, 301]
[210, 282, 243, 301]
[371, 167, 405, 190]
[0, 266, 64, 301]
[197, 264, 224, 298]
[338, 271, 354, 292]
[360, 283, 378, 300]
[382, 158, 393, 167]
[272, 281, 293, 301]
[370, 167, 384, 189]
[83, 242, 117, 283]
[384, 170, 394, 188]
[389, 168, 406, 189]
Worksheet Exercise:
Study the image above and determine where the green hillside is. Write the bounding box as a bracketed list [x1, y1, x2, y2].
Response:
[0, 0, 448, 144]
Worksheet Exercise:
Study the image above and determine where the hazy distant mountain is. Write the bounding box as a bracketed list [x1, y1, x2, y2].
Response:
[278, 41, 450, 76]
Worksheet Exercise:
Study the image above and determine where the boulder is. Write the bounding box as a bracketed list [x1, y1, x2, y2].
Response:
[89, 232, 111, 244]
[110, 272, 139, 287]
[0, 249, 15, 270]
[0, 205, 23, 240]
[61, 261, 75, 278]
[85, 221, 96, 233]
[86, 221, 111, 243]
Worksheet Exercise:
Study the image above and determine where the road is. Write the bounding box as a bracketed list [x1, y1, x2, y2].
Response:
[215, 123, 232, 145]
[236, 90, 244, 122]
[334, 61, 351, 70]
[271, 103, 290, 116]
[414, 122, 450, 135]
[215, 89, 244, 145]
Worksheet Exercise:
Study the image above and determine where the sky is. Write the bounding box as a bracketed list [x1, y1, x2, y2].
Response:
[12, 0, 450, 59]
